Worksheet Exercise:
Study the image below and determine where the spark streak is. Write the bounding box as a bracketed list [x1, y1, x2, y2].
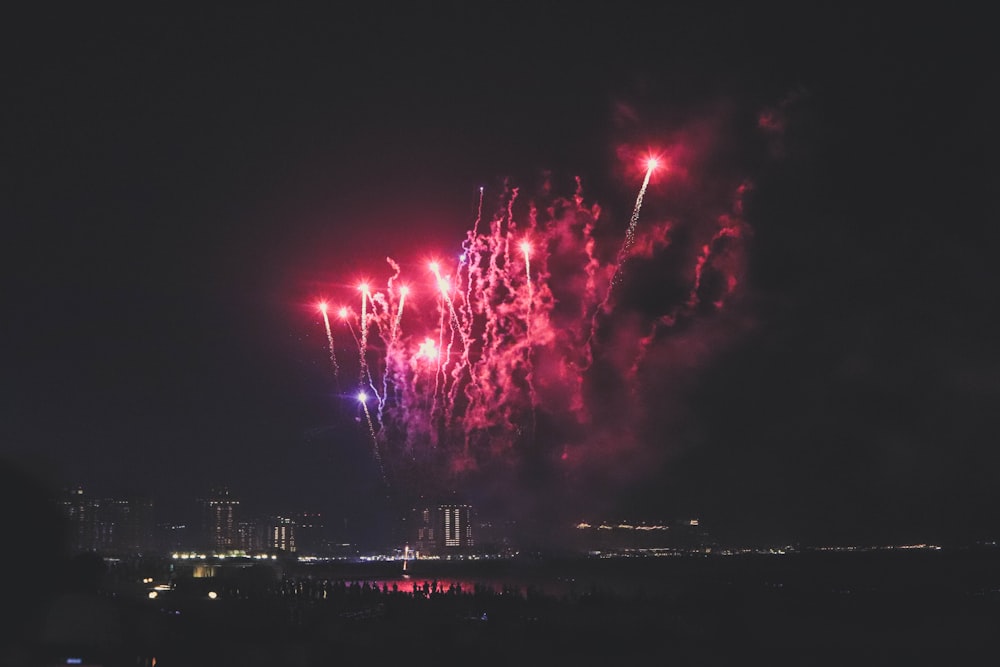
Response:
[609, 156, 660, 292]
[429, 261, 469, 350]
[392, 285, 408, 343]
[358, 392, 387, 486]
[318, 301, 339, 377]
[359, 283, 370, 385]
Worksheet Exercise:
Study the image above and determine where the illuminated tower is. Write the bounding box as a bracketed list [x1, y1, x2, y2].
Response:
[414, 506, 436, 554]
[103, 496, 155, 554]
[199, 486, 239, 551]
[292, 511, 324, 555]
[59, 485, 97, 553]
[442, 504, 473, 549]
[268, 516, 297, 553]
[413, 502, 474, 555]
[56, 486, 154, 555]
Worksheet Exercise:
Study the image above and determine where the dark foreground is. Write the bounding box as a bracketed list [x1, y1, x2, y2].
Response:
[5, 547, 1000, 666]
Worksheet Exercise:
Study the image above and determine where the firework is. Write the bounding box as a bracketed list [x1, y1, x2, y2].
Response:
[311, 149, 751, 499]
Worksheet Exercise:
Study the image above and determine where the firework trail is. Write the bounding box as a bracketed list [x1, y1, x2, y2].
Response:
[358, 391, 387, 486]
[337, 305, 384, 408]
[580, 157, 661, 360]
[359, 283, 370, 385]
[318, 301, 339, 377]
[429, 261, 469, 351]
[338, 307, 361, 348]
[392, 285, 408, 343]
[355, 282, 384, 401]
[462, 185, 486, 327]
[605, 158, 659, 300]
[521, 240, 533, 314]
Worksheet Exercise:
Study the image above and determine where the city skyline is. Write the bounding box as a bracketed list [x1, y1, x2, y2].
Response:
[3, 6, 997, 551]
[34, 475, 997, 556]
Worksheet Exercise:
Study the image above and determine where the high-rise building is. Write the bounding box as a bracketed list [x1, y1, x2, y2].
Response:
[413, 502, 474, 555]
[292, 511, 324, 555]
[57, 486, 155, 554]
[102, 497, 155, 554]
[59, 485, 96, 553]
[442, 504, 473, 548]
[414, 506, 435, 554]
[268, 516, 296, 553]
[199, 486, 239, 551]
[158, 520, 191, 553]
[235, 519, 264, 553]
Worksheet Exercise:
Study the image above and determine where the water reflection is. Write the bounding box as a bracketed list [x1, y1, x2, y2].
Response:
[312, 574, 577, 599]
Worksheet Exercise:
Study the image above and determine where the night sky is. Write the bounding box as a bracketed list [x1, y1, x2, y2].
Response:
[3, 6, 996, 548]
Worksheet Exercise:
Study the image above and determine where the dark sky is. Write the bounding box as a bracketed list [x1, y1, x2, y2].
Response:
[3, 5, 996, 548]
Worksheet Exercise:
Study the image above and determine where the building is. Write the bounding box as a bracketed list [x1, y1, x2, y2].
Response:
[56, 485, 156, 555]
[102, 496, 155, 554]
[59, 485, 95, 553]
[291, 511, 324, 555]
[234, 518, 263, 553]
[413, 502, 474, 556]
[199, 486, 239, 552]
[266, 515, 297, 553]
